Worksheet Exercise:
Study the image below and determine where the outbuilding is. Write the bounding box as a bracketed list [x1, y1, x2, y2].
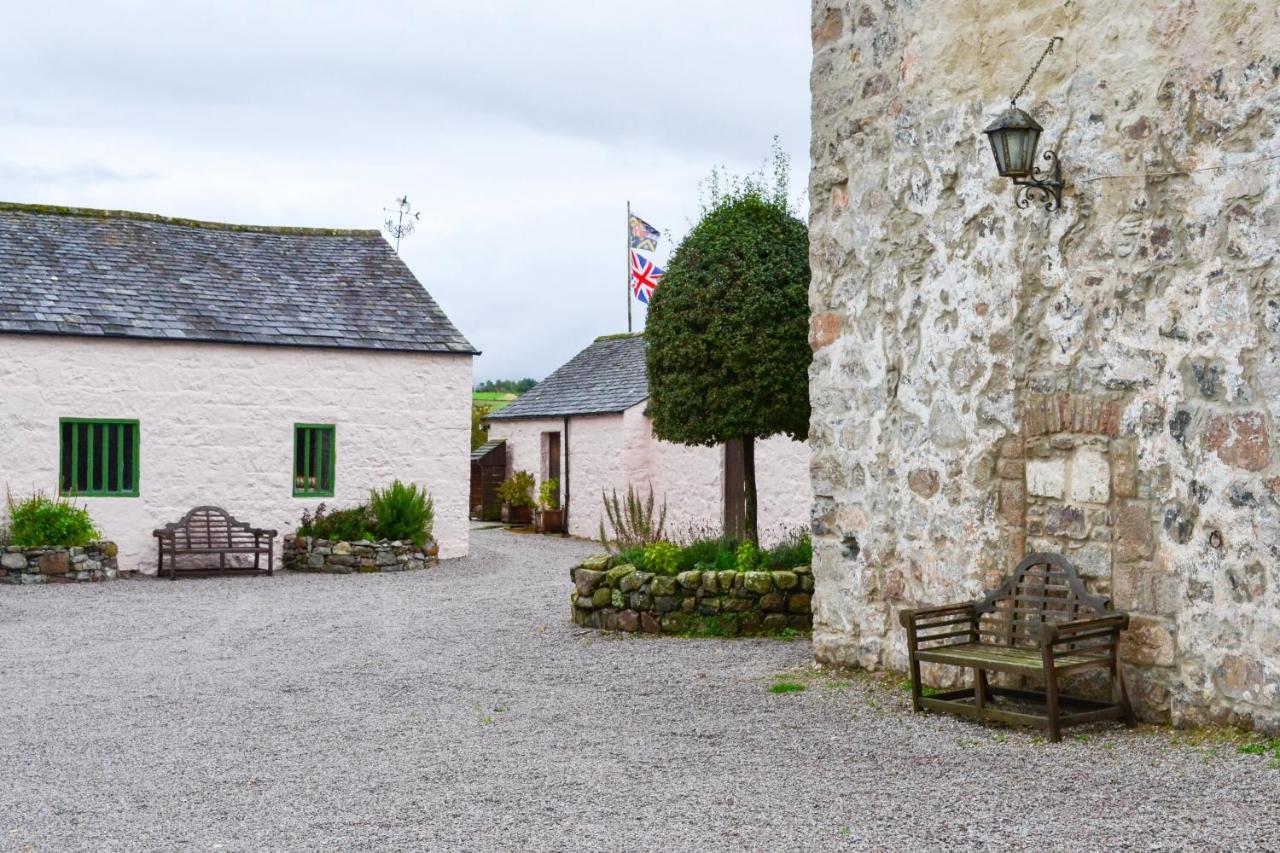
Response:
[0, 202, 476, 571]
[484, 333, 809, 543]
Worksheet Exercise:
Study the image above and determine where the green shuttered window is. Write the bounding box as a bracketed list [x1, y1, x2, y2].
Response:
[59, 419, 140, 497]
[293, 424, 335, 497]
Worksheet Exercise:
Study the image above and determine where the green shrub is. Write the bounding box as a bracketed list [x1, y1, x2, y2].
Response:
[370, 480, 434, 547]
[642, 541, 681, 576]
[763, 529, 812, 569]
[618, 546, 646, 570]
[538, 478, 560, 511]
[735, 541, 759, 572]
[298, 503, 376, 542]
[5, 490, 100, 548]
[497, 471, 536, 508]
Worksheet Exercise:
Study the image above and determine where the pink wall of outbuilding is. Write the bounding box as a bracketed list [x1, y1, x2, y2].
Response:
[0, 335, 473, 571]
[487, 402, 809, 545]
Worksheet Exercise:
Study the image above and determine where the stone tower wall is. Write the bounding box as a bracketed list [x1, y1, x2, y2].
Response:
[808, 0, 1280, 730]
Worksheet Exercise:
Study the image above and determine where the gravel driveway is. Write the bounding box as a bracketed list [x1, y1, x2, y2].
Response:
[1, 528, 1276, 851]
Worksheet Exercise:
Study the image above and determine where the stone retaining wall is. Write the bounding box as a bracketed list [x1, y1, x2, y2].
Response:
[0, 542, 120, 584]
[283, 535, 437, 573]
[570, 554, 814, 635]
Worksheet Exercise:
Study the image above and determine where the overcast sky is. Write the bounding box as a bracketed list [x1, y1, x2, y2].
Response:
[0, 2, 811, 382]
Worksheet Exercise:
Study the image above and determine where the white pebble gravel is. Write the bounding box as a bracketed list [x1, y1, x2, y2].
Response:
[1, 528, 1277, 851]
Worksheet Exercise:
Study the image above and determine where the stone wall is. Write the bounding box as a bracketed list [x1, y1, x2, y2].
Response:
[570, 554, 814, 635]
[0, 334, 473, 572]
[0, 542, 120, 584]
[283, 536, 437, 573]
[808, 1, 1280, 730]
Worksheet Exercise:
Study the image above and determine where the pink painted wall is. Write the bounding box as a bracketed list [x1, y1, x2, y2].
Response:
[486, 402, 809, 545]
[0, 335, 473, 571]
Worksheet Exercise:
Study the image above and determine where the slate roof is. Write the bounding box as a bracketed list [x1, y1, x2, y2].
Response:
[471, 438, 506, 462]
[486, 334, 648, 420]
[0, 202, 476, 354]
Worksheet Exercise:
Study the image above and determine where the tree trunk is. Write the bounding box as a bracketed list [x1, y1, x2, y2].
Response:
[743, 434, 758, 545]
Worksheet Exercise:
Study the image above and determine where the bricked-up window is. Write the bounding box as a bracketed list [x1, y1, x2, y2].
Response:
[59, 418, 139, 497]
[293, 424, 335, 497]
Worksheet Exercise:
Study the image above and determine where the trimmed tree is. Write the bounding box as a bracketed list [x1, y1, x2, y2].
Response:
[645, 159, 810, 544]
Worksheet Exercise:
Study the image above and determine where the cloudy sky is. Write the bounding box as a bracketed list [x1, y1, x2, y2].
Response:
[0, 1, 811, 381]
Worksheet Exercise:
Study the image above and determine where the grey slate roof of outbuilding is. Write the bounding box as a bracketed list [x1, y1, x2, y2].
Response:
[0, 202, 476, 354]
[486, 334, 648, 420]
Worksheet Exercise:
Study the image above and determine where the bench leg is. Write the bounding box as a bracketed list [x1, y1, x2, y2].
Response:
[909, 655, 923, 712]
[974, 668, 990, 712]
[1043, 659, 1062, 743]
[1114, 659, 1135, 727]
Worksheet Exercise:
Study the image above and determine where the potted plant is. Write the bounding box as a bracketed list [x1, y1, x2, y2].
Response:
[496, 470, 535, 525]
[535, 477, 565, 534]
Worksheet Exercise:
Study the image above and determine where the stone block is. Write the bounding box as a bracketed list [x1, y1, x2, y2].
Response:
[591, 588, 612, 608]
[698, 598, 721, 615]
[762, 614, 790, 634]
[639, 612, 661, 634]
[616, 610, 639, 632]
[1069, 447, 1110, 504]
[307, 554, 326, 570]
[579, 554, 612, 571]
[788, 593, 813, 614]
[722, 597, 753, 612]
[742, 572, 773, 594]
[1123, 615, 1175, 667]
[611, 589, 625, 609]
[574, 569, 605, 596]
[661, 612, 690, 633]
[653, 595, 680, 613]
[759, 592, 784, 612]
[907, 467, 939, 498]
[1202, 412, 1270, 471]
[1111, 438, 1138, 498]
[332, 541, 352, 556]
[1, 553, 26, 570]
[605, 563, 635, 585]
[998, 479, 1025, 525]
[1115, 501, 1154, 562]
[629, 591, 652, 611]
[1069, 543, 1111, 579]
[1044, 504, 1087, 539]
[996, 458, 1024, 480]
[619, 571, 651, 593]
[681, 597, 697, 613]
[772, 571, 799, 590]
[701, 572, 718, 594]
[1026, 457, 1066, 499]
[650, 575, 678, 596]
[38, 552, 70, 574]
[676, 571, 703, 590]
[718, 571, 739, 591]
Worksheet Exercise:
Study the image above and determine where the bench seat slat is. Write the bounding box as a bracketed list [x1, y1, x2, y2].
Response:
[915, 642, 1110, 674]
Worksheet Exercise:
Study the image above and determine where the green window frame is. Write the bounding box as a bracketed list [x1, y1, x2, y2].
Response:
[293, 424, 336, 497]
[59, 418, 140, 498]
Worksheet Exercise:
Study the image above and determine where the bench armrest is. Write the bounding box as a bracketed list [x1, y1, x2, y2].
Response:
[899, 601, 974, 629]
[252, 528, 278, 538]
[1040, 613, 1129, 644]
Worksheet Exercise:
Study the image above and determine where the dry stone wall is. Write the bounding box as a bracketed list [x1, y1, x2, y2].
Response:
[283, 536, 436, 573]
[0, 542, 120, 584]
[809, 0, 1280, 731]
[570, 555, 814, 635]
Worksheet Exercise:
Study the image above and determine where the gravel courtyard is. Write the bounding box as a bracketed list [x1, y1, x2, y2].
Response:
[2, 528, 1276, 852]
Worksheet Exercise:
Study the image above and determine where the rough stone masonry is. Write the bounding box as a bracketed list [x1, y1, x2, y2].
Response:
[808, 1, 1280, 731]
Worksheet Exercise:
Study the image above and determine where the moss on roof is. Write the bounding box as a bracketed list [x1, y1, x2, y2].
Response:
[0, 201, 381, 237]
[593, 332, 644, 342]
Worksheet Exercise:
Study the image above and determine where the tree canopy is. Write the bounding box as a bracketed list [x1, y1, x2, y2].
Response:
[645, 150, 810, 542]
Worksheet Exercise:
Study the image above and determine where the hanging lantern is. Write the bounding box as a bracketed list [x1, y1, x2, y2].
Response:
[983, 37, 1065, 212]
[984, 108, 1042, 179]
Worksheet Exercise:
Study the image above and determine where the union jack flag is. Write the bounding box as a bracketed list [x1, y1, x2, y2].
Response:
[630, 250, 663, 304]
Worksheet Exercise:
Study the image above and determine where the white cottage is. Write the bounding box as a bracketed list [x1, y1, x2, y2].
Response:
[0, 202, 476, 571]
[484, 334, 809, 543]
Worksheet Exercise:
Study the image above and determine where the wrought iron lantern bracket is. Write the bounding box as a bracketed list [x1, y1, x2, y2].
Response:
[1011, 150, 1063, 212]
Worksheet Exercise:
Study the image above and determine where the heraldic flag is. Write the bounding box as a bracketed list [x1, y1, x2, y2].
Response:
[629, 214, 660, 252]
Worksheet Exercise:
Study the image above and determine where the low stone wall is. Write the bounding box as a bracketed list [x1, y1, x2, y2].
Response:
[571, 554, 814, 635]
[0, 542, 120, 584]
[283, 535, 437, 573]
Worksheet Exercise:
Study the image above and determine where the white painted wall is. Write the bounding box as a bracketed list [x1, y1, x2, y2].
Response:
[0, 335, 472, 571]
[487, 402, 809, 545]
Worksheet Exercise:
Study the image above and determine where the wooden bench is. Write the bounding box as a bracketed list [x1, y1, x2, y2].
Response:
[153, 506, 277, 580]
[900, 552, 1134, 742]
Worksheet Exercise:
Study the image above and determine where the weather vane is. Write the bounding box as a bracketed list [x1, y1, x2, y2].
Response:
[383, 195, 421, 254]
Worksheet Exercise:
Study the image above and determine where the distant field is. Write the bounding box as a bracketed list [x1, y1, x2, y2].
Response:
[474, 391, 517, 412]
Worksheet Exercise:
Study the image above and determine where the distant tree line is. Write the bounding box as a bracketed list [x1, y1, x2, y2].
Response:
[474, 378, 537, 394]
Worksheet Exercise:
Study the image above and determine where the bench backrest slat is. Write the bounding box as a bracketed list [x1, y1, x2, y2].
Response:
[975, 553, 1108, 649]
[157, 505, 263, 549]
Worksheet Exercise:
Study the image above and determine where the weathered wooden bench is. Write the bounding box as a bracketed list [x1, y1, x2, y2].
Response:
[900, 552, 1134, 742]
[153, 506, 277, 580]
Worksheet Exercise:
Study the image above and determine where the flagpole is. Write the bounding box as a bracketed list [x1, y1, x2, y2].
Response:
[626, 200, 633, 334]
